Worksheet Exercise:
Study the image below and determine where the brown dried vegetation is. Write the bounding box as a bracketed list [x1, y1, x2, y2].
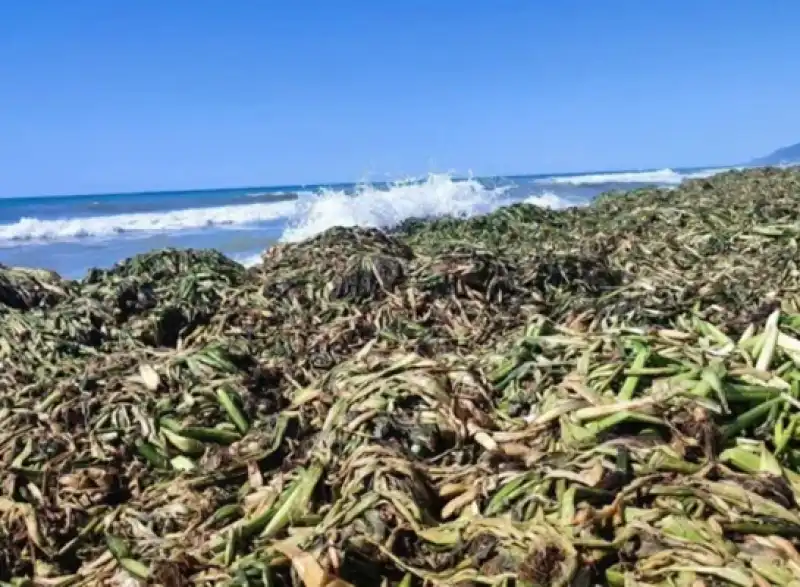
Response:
[3, 168, 800, 585]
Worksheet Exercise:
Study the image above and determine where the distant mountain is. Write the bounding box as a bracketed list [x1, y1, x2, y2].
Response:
[751, 142, 800, 166]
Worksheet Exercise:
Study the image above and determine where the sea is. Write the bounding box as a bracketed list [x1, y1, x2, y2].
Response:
[0, 166, 739, 279]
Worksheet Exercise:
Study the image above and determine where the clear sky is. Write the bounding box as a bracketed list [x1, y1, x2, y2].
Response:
[1, 1, 799, 197]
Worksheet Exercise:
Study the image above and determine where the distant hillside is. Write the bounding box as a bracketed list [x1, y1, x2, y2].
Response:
[751, 142, 800, 166]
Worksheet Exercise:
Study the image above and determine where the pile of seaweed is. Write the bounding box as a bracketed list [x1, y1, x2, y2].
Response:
[4, 167, 800, 586]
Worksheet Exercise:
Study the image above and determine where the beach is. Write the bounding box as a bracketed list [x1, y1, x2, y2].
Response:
[0, 166, 728, 279]
[4, 166, 800, 586]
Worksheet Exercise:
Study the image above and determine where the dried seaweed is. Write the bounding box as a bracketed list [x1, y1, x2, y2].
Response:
[4, 167, 800, 586]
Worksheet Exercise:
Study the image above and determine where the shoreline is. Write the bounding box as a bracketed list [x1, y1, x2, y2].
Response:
[0, 165, 733, 281]
[3, 166, 800, 585]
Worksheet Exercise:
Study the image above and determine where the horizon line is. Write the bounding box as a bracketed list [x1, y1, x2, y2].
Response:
[0, 161, 735, 202]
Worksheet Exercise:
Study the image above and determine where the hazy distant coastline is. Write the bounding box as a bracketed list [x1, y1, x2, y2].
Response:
[750, 142, 800, 166]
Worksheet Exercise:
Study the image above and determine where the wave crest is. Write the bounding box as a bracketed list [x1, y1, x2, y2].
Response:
[279, 173, 520, 242]
[3, 168, 714, 248]
[543, 167, 731, 186]
[0, 200, 298, 245]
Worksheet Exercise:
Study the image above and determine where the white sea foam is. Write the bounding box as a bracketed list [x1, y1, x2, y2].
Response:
[230, 176, 574, 263]
[0, 174, 521, 246]
[0, 200, 298, 244]
[279, 173, 515, 243]
[523, 191, 576, 209]
[543, 167, 732, 186]
[0, 168, 721, 248]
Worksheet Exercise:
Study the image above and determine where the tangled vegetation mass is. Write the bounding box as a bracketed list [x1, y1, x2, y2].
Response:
[4, 167, 800, 586]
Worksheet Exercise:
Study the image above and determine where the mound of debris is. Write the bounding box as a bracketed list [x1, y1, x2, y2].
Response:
[3, 167, 800, 586]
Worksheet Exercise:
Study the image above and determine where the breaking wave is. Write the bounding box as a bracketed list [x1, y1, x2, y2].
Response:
[0, 200, 298, 245]
[542, 166, 732, 186]
[0, 167, 719, 248]
[279, 173, 524, 242]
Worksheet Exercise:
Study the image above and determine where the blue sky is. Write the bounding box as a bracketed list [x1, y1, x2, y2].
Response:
[1, 1, 799, 197]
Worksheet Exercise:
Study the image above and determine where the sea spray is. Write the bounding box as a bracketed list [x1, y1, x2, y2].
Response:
[0, 168, 733, 248]
[279, 172, 517, 242]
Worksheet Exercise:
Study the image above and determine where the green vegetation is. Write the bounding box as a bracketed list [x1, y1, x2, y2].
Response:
[3, 167, 800, 586]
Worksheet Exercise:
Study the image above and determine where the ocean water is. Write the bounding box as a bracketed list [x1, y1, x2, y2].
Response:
[0, 166, 736, 279]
